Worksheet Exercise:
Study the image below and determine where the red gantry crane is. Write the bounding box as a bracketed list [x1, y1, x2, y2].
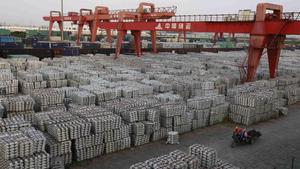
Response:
[43, 3, 300, 82]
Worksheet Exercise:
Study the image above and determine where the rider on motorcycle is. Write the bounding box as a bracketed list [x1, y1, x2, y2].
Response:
[233, 127, 248, 141]
[241, 128, 248, 141]
[234, 126, 242, 136]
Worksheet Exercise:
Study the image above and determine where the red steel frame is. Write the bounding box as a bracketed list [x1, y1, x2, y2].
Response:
[43, 3, 300, 82]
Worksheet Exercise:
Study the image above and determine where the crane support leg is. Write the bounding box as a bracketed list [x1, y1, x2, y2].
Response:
[246, 3, 283, 82]
[267, 47, 280, 79]
[88, 22, 93, 39]
[48, 21, 54, 40]
[267, 35, 285, 78]
[132, 30, 142, 57]
[151, 30, 157, 53]
[91, 21, 98, 42]
[58, 21, 63, 40]
[77, 25, 84, 45]
[246, 35, 266, 81]
[115, 30, 127, 59]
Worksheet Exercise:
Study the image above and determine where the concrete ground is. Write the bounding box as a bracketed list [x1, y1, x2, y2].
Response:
[71, 102, 300, 169]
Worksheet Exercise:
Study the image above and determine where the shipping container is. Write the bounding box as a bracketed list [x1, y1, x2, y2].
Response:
[0, 42, 23, 49]
[33, 41, 70, 49]
[183, 43, 197, 49]
[63, 47, 80, 56]
[0, 36, 15, 43]
[81, 42, 101, 49]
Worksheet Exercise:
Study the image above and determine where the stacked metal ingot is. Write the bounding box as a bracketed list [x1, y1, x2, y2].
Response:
[130, 149, 200, 169]
[0, 69, 14, 81]
[30, 88, 65, 111]
[130, 162, 152, 169]
[103, 96, 161, 145]
[0, 116, 31, 133]
[214, 159, 241, 169]
[18, 71, 47, 94]
[70, 105, 131, 155]
[33, 110, 93, 167]
[66, 72, 91, 88]
[79, 84, 119, 104]
[160, 103, 191, 134]
[0, 152, 50, 169]
[102, 96, 160, 115]
[229, 89, 279, 125]
[110, 81, 153, 98]
[169, 150, 200, 169]
[143, 109, 161, 141]
[46, 119, 91, 141]
[61, 87, 80, 98]
[73, 133, 104, 161]
[0, 127, 49, 169]
[141, 79, 172, 93]
[189, 144, 217, 169]
[70, 91, 96, 106]
[283, 87, 298, 105]
[111, 97, 162, 145]
[44, 133, 72, 168]
[166, 131, 179, 144]
[26, 60, 48, 70]
[191, 81, 219, 98]
[0, 95, 35, 121]
[155, 92, 183, 104]
[0, 61, 10, 69]
[33, 111, 76, 131]
[188, 94, 228, 129]
[20, 127, 47, 153]
[209, 95, 229, 125]
[0, 69, 18, 95]
[38, 67, 67, 88]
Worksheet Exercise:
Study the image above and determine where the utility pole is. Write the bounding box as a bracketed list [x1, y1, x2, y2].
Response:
[61, 0, 64, 41]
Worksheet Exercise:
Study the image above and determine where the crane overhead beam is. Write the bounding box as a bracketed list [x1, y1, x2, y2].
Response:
[43, 2, 300, 82]
[94, 21, 300, 35]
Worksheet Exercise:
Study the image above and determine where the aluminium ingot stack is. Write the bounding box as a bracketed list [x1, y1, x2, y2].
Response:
[0, 116, 31, 132]
[17, 71, 46, 94]
[229, 89, 279, 125]
[189, 144, 217, 169]
[70, 106, 131, 156]
[160, 103, 192, 134]
[0, 69, 18, 95]
[0, 124, 49, 169]
[30, 88, 65, 111]
[33, 110, 90, 167]
[0, 95, 35, 122]
[102, 96, 161, 144]
[44, 133, 72, 167]
[188, 94, 229, 129]
[130, 149, 200, 169]
[70, 91, 96, 106]
[38, 67, 67, 88]
[155, 92, 183, 104]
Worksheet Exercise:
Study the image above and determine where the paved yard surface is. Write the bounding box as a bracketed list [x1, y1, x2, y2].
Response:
[71, 102, 300, 169]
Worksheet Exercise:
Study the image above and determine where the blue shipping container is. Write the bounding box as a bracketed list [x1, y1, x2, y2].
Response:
[63, 47, 80, 56]
[0, 42, 23, 49]
[0, 36, 15, 43]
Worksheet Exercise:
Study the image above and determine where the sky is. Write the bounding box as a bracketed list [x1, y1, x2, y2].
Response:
[0, 0, 299, 26]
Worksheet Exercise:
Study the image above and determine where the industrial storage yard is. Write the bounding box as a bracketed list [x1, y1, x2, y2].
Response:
[0, 1, 300, 169]
[0, 51, 298, 169]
